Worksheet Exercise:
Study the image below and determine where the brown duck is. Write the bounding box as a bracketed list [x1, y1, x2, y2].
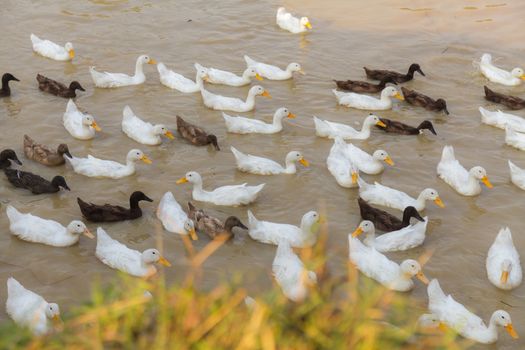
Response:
[401, 87, 449, 114]
[0, 149, 22, 169]
[484, 86, 525, 110]
[23, 135, 71, 166]
[188, 202, 247, 240]
[4, 169, 70, 194]
[0, 73, 19, 97]
[364, 63, 425, 83]
[36, 74, 85, 98]
[357, 198, 424, 231]
[77, 191, 153, 222]
[176, 115, 220, 150]
[376, 118, 437, 135]
[332, 76, 397, 93]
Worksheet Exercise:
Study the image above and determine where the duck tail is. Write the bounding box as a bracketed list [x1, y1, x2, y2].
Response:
[484, 85, 495, 98]
[275, 239, 293, 258]
[23, 134, 34, 148]
[122, 105, 134, 120]
[496, 227, 513, 245]
[96, 227, 111, 244]
[244, 55, 255, 67]
[313, 116, 330, 136]
[247, 210, 258, 228]
[481, 53, 492, 64]
[7, 277, 23, 294]
[65, 99, 77, 113]
[416, 120, 437, 135]
[6, 205, 21, 223]
[440, 145, 455, 163]
[30, 33, 39, 44]
[356, 177, 368, 189]
[508, 159, 521, 174]
[427, 279, 446, 305]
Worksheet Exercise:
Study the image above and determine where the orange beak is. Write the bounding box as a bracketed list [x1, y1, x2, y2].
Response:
[287, 112, 296, 119]
[83, 228, 95, 239]
[91, 121, 102, 132]
[416, 271, 429, 285]
[501, 270, 510, 284]
[261, 90, 271, 98]
[434, 197, 445, 208]
[384, 156, 394, 166]
[351, 227, 363, 238]
[505, 323, 519, 339]
[481, 176, 493, 188]
[176, 177, 188, 184]
[165, 131, 175, 140]
[158, 256, 171, 267]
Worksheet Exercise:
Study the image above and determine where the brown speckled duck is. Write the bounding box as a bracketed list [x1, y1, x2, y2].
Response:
[0, 149, 22, 169]
[187, 202, 247, 239]
[77, 191, 153, 222]
[333, 76, 397, 93]
[176, 115, 220, 150]
[4, 169, 70, 194]
[0, 73, 19, 97]
[37, 74, 85, 98]
[23, 135, 71, 166]
[376, 118, 437, 135]
[484, 86, 525, 110]
[401, 87, 449, 114]
[358, 198, 424, 231]
[364, 63, 425, 83]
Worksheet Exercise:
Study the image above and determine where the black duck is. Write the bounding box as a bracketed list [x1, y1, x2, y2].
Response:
[77, 191, 153, 222]
[333, 76, 397, 93]
[376, 118, 437, 135]
[0, 149, 22, 169]
[484, 86, 525, 110]
[401, 87, 449, 114]
[358, 198, 424, 231]
[36, 74, 85, 98]
[364, 63, 425, 83]
[0, 73, 19, 97]
[176, 115, 220, 150]
[4, 169, 70, 194]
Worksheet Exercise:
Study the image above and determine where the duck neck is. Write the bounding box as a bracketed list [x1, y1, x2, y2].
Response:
[195, 72, 204, 89]
[401, 211, 413, 227]
[284, 158, 297, 174]
[359, 121, 373, 139]
[1, 77, 11, 95]
[245, 91, 257, 107]
[272, 114, 284, 130]
[363, 230, 376, 247]
[486, 314, 500, 340]
[129, 197, 141, 211]
[415, 193, 427, 209]
[125, 159, 137, 173]
[134, 59, 146, 80]
[191, 180, 204, 194]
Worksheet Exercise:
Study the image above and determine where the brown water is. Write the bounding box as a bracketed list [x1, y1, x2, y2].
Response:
[1, 0, 524, 347]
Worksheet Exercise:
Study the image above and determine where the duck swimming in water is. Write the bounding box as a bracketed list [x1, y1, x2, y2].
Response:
[364, 63, 425, 83]
[0, 73, 19, 97]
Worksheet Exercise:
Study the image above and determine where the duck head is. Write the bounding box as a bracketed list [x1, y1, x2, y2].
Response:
[51, 176, 70, 191]
[400, 259, 428, 284]
[66, 220, 94, 238]
[142, 249, 171, 266]
[127, 149, 152, 164]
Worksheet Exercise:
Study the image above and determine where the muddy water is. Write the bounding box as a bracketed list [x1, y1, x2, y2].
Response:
[0, 0, 524, 347]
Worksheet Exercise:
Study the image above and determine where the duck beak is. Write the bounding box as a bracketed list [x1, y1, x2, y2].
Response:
[299, 158, 309, 167]
[434, 197, 445, 208]
[14, 159, 23, 165]
[351, 227, 363, 238]
[158, 256, 172, 267]
[505, 323, 519, 339]
[287, 112, 296, 119]
[418, 69, 426, 76]
[376, 120, 387, 128]
[165, 131, 175, 140]
[148, 58, 157, 65]
[384, 156, 394, 166]
[69, 50, 75, 59]
[176, 177, 188, 184]
[189, 228, 198, 241]
[255, 73, 263, 81]
[141, 155, 152, 164]
[394, 92, 404, 101]
[51, 314, 62, 328]
[351, 172, 358, 184]
[91, 121, 102, 132]
[202, 75, 210, 82]
[261, 90, 271, 98]
[438, 322, 448, 332]
[83, 228, 95, 239]
[416, 271, 429, 285]
[520, 75, 525, 81]
[305, 22, 312, 29]
[481, 176, 493, 188]
[298, 69, 306, 75]
[501, 270, 510, 284]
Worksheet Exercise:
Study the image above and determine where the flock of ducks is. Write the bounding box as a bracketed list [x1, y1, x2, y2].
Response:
[0, 6, 523, 345]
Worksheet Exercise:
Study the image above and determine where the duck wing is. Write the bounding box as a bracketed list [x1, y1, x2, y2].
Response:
[4, 169, 55, 194]
[77, 197, 132, 222]
[376, 118, 418, 135]
[357, 198, 402, 231]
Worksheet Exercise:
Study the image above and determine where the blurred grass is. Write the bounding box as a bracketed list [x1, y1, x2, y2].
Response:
[0, 222, 468, 350]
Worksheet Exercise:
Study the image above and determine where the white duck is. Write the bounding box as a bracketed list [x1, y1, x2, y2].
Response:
[351, 219, 428, 252]
[6, 205, 93, 247]
[223, 107, 295, 134]
[427, 279, 519, 344]
[326, 137, 360, 188]
[121, 105, 175, 145]
[157, 62, 208, 92]
[479, 107, 525, 132]
[276, 7, 312, 34]
[313, 114, 386, 140]
[96, 227, 171, 277]
[348, 236, 428, 291]
[30, 33, 74, 61]
[176, 171, 265, 206]
[247, 210, 321, 248]
[505, 125, 525, 151]
[244, 55, 304, 80]
[357, 178, 444, 212]
[231, 147, 309, 175]
[201, 85, 270, 112]
[6, 278, 61, 335]
[195, 63, 262, 86]
[65, 149, 151, 179]
[90, 55, 156, 88]
[479, 53, 525, 86]
[508, 160, 525, 190]
[272, 240, 317, 302]
[156, 192, 197, 240]
[63, 99, 101, 140]
[333, 86, 404, 110]
[437, 145, 493, 196]
[486, 227, 522, 290]
[344, 142, 393, 174]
